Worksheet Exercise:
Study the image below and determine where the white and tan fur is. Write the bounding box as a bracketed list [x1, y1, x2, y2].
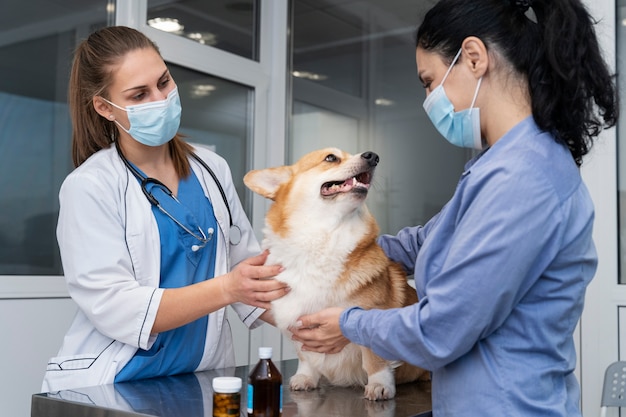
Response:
[244, 148, 429, 401]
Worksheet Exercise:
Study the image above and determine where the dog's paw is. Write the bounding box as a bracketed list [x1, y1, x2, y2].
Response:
[364, 397, 396, 417]
[363, 382, 396, 401]
[289, 374, 318, 391]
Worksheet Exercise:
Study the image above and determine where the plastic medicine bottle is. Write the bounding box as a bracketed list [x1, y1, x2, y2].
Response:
[212, 376, 242, 417]
[247, 347, 282, 417]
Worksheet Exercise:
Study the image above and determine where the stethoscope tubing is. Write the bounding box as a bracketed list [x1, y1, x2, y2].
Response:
[114, 141, 241, 245]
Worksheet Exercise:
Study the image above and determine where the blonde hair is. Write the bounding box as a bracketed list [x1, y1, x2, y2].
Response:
[69, 26, 192, 174]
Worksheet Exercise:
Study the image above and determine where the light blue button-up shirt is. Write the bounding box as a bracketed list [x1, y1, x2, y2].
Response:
[340, 117, 596, 416]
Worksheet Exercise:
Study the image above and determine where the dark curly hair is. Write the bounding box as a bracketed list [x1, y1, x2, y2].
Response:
[416, 0, 618, 166]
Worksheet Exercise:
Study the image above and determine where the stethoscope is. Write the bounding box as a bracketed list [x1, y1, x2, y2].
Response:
[115, 141, 242, 249]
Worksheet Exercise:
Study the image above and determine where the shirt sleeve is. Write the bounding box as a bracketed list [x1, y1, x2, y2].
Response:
[231, 303, 265, 329]
[342, 162, 565, 370]
[377, 210, 442, 274]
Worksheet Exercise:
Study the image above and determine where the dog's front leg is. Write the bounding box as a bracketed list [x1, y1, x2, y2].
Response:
[289, 353, 322, 391]
[360, 347, 396, 400]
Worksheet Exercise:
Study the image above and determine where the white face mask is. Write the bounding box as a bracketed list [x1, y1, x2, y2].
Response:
[422, 49, 483, 150]
[103, 87, 182, 147]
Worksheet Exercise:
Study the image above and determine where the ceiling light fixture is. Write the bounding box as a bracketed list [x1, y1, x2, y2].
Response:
[147, 18, 184, 34]
[190, 84, 217, 98]
[187, 32, 218, 46]
[292, 70, 328, 81]
[375, 98, 395, 106]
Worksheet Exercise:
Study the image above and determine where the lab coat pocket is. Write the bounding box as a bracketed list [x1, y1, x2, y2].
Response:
[46, 353, 99, 372]
[43, 353, 119, 392]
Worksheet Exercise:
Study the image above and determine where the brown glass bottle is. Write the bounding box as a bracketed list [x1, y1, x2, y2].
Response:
[247, 347, 282, 417]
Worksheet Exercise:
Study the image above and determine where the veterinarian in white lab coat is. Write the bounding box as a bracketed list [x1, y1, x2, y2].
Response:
[42, 26, 288, 392]
[291, 1, 618, 416]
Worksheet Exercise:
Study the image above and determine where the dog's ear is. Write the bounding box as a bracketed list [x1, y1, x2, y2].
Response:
[244, 166, 293, 200]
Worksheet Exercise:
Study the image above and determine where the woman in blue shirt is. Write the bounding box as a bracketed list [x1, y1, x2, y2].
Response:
[291, 0, 618, 415]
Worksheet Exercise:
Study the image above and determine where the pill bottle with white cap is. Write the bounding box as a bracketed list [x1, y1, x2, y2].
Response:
[212, 376, 242, 417]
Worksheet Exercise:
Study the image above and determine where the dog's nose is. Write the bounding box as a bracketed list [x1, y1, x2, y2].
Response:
[361, 151, 379, 167]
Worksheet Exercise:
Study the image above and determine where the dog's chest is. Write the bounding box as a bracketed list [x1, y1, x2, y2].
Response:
[263, 218, 371, 328]
[269, 261, 347, 328]
[265, 232, 358, 328]
[263, 223, 363, 267]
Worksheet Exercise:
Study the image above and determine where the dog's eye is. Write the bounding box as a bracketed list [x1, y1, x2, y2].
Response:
[325, 154, 339, 163]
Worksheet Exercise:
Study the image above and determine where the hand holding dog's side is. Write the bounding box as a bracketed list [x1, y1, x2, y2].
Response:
[291, 307, 350, 354]
[222, 250, 289, 309]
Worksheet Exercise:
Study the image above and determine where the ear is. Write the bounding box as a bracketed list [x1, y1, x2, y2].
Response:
[93, 96, 115, 121]
[461, 36, 488, 79]
[243, 166, 293, 201]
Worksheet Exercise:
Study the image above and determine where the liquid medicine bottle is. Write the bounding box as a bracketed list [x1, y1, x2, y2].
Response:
[247, 346, 282, 417]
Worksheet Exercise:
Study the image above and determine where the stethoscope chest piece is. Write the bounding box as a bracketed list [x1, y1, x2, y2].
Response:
[229, 225, 242, 246]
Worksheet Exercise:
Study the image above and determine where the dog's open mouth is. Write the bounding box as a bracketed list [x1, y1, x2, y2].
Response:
[321, 170, 372, 196]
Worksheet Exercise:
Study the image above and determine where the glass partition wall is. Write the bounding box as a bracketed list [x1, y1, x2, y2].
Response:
[1, 0, 475, 281]
[0, 0, 476, 275]
[147, 0, 259, 60]
[0, 1, 110, 275]
[169, 65, 254, 210]
[289, 0, 472, 235]
[0, 1, 258, 276]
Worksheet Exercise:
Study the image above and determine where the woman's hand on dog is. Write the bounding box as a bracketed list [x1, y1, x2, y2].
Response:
[221, 250, 289, 309]
[291, 307, 350, 354]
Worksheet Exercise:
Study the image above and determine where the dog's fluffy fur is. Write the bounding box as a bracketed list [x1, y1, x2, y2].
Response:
[244, 148, 429, 400]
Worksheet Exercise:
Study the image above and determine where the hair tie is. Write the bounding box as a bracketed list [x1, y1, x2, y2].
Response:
[511, 0, 538, 23]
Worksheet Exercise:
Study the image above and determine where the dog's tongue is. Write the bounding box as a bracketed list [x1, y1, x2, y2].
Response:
[322, 178, 354, 196]
[321, 177, 370, 196]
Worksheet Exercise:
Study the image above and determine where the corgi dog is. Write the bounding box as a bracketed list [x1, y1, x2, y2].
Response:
[243, 148, 429, 401]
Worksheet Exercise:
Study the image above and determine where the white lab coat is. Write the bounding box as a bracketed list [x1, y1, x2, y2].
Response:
[42, 143, 264, 392]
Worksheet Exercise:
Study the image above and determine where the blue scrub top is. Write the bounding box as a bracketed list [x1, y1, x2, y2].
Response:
[115, 168, 218, 382]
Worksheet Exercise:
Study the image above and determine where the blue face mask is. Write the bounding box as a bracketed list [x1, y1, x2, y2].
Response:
[422, 49, 483, 150]
[103, 87, 182, 147]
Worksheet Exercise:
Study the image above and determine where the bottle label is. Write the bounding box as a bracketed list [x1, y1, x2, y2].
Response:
[247, 383, 253, 413]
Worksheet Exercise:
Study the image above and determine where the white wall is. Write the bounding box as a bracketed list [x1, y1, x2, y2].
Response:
[578, 0, 620, 416]
[0, 296, 76, 417]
